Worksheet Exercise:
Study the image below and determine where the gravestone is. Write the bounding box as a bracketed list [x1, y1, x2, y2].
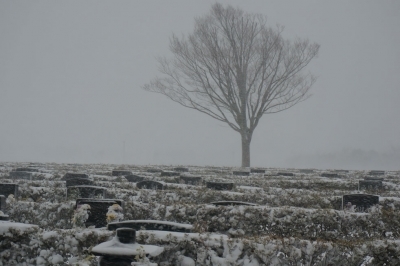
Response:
[369, 170, 385, 176]
[15, 167, 39, 172]
[359, 180, 383, 190]
[107, 220, 193, 233]
[160, 171, 180, 177]
[112, 170, 132, 176]
[67, 186, 107, 199]
[174, 167, 189, 172]
[333, 169, 349, 173]
[321, 173, 339, 178]
[75, 198, 124, 228]
[124, 175, 145, 183]
[66, 178, 94, 187]
[233, 171, 250, 176]
[0, 183, 18, 198]
[9, 171, 32, 180]
[277, 172, 294, 177]
[62, 173, 89, 180]
[299, 169, 314, 174]
[136, 180, 164, 190]
[210, 201, 258, 206]
[0, 195, 6, 211]
[206, 181, 234, 190]
[250, 169, 265, 174]
[147, 168, 162, 173]
[179, 175, 202, 185]
[364, 177, 385, 181]
[342, 194, 379, 212]
[92, 228, 164, 266]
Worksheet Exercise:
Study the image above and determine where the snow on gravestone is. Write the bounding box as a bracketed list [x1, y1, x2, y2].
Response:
[232, 171, 250, 176]
[206, 181, 234, 191]
[67, 185, 108, 199]
[75, 198, 124, 228]
[0, 183, 18, 198]
[136, 180, 164, 190]
[107, 220, 193, 233]
[342, 194, 379, 212]
[112, 170, 132, 176]
[9, 171, 32, 180]
[359, 180, 383, 191]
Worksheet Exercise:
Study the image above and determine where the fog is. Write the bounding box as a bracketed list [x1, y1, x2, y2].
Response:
[1, 0, 399, 170]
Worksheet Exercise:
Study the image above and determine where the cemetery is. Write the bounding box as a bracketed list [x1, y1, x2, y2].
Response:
[1, 162, 400, 265]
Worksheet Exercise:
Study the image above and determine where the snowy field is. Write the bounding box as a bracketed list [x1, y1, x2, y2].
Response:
[1, 162, 400, 265]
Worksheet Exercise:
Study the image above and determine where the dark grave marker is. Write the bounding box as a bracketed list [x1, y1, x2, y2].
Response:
[210, 201, 258, 206]
[299, 169, 314, 174]
[0, 214, 9, 221]
[9, 171, 32, 180]
[277, 172, 294, 177]
[62, 173, 89, 180]
[67, 186, 107, 199]
[66, 178, 94, 187]
[250, 169, 265, 174]
[160, 171, 180, 177]
[364, 177, 384, 181]
[179, 175, 202, 185]
[15, 167, 39, 172]
[321, 173, 339, 178]
[0, 195, 6, 211]
[107, 220, 193, 233]
[233, 171, 250, 176]
[369, 170, 385, 176]
[206, 181, 234, 190]
[359, 180, 383, 191]
[124, 175, 145, 183]
[92, 228, 164, 266]
[136, 180, 164, 190]
[0, 183, 18, 198]
[147, 168, 162, 173]
[174, 167, 189, 172]
[333, 169, 349, 173]
[342, 194, 379, 212]
[112, 170, 132, 176]
[76, 198, 124, 228]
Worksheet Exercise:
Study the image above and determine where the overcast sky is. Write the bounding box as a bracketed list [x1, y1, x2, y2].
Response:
[1, 0, 399, 170]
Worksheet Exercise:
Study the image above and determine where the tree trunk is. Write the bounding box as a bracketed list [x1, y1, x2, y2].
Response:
[241, 133, 251, 167]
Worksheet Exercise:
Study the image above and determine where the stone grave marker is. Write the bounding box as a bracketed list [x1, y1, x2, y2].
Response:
[0, 183, 18, 198]
[299, 169, 314, 174]
[368, 170, 385, 176]
[174, 167, 189, 172]
[9, 171, 32, 180]
[206, 181, 234, 190]
[250, 169, 265, 174]
[160, 171, 180, 177]
[0, 195, 6, 211]
[66, 178, 93, 187]
[107, 220, 193, 233]
[62, 173, 89, 180]
[76, 198, 124, 228]
[333, 169, 349, 173]
[364, 177, 385, 181]
[112, 170, 132, 176]
[179, 175, 202, 185]
[342, 194, 379, 212]
[210, 201, 258, 206]
[67, 185, 107, 199]
[277, 172, 294, 177]
[15, 167, 39, 172]
[124, 175, 145, 183]
[147, 168, 162, 173]
[233, 171, 250, 176]
[359, 180, 383, 191]
[321, 173, 339, 178]
[92, 228, 164, 266]
[136, 180, 164, 190]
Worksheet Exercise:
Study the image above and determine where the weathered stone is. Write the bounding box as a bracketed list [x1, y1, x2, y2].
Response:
[179, 175, 202, 185]
[359, 180, 383, 191]
[136, 180, 164, 190]
[206, 181, 234, 190]
[107, 220, 193, 233]
[160, 171, 180, 177]
[233, 171, 250, 176]
[210, 201, 258, 206]
[277, 172, 294, 177]
[117, 228, 136, 243]
[342, 194, 379, 212]
[9, 171, 32, 180]
[112, 170, 132, 176]
[321, 173, 339, 178]
[66, 178, 94, 187]
[174, 167, 189, 172]
[124, 175, 145, 183]
[67, 186, 107, 199]
[250, 169, 265, 174]
[0, 184, 18, 198]
[62, 173, 89, 180]
[75, 198, 124, 228]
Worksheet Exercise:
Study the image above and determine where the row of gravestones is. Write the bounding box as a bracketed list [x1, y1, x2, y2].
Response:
[7, 167, 40, 181]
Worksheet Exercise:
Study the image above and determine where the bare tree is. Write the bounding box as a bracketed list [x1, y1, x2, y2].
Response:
[143, 3, 319, 167]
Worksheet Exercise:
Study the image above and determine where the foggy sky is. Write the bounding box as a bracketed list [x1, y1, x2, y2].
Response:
[1, 0, 399, 170]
